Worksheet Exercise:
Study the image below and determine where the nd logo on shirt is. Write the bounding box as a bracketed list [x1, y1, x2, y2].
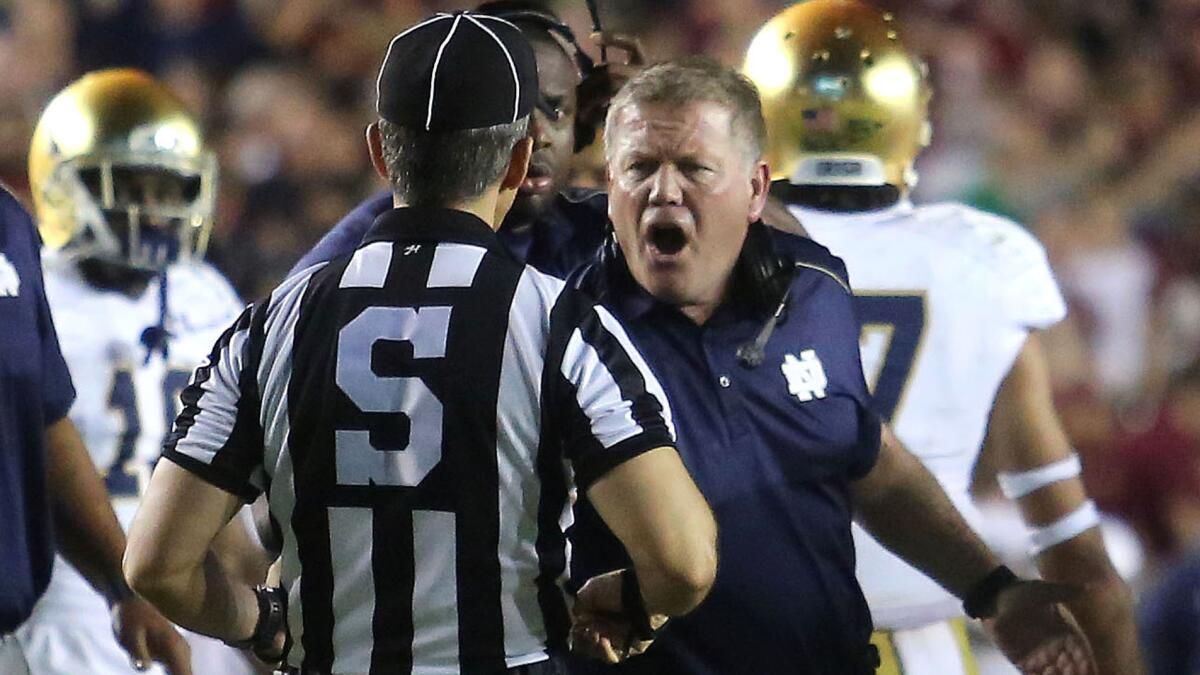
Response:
[782, 349, 827, 402]
[0, 252, 20, 297]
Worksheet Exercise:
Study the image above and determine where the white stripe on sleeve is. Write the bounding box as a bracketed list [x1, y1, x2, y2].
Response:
[593, 305, 676, 440]
[174, 324, 251, 465]
[561, 326, 645, 449]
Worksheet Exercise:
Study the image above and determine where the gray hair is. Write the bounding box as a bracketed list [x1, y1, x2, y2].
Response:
[378, 116, 530, 206]
[604, 56, 767, 164]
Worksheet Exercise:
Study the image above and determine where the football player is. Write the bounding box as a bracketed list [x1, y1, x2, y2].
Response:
[20, 68, 267, 675]
[745, 2, 1143, 674]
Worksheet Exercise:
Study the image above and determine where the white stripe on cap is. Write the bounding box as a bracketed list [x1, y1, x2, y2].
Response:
[465, 14, 521, 123]
[426, 13, 465, 131]
[375, 13, 453, 116]
[473, 13, 522, 31]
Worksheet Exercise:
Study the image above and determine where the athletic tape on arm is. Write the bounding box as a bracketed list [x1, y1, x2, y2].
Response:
[997, 453, 1082, 500]
[1030, 500, 1101, 555]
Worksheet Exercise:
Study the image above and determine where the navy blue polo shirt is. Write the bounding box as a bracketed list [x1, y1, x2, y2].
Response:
[289, 187, 609, 279]
[1140, 550, 1200, 675]
[568, 229, 882, 675]
[0, 189, 75, 633]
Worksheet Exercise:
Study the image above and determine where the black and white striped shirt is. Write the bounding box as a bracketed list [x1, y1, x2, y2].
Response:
[162, 207, 676, 674]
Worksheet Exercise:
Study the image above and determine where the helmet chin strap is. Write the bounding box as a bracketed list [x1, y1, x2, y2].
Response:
[140, 269, 171, 365]
[771, 180, 902, 213]
[776, 153, 912, 212]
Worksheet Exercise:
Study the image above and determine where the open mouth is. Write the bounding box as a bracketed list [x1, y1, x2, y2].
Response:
[647, 223, 688, 256]
[521, 161, 554, 193]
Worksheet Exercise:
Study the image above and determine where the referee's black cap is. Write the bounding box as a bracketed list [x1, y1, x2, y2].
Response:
[376, 11, 539, 131]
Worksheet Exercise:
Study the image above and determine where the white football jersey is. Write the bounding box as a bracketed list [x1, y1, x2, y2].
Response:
[31, 253, 243, 622]
[794, 198, 1067, 629]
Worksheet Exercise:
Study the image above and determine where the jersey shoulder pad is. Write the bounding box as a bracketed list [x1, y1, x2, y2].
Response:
[916, 202, 1065, 329]
[913, 202, 1049, 271]
[770, 228, 852, 293]
[168, 261, 244, 330]
[263, 259, 328, 323]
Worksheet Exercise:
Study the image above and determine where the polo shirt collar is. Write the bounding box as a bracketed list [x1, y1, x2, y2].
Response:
[595, 247, 661, 321]
[598, 247, 757, 328]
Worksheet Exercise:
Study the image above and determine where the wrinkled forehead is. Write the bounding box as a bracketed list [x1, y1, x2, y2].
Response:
[608, 100, 737, 159]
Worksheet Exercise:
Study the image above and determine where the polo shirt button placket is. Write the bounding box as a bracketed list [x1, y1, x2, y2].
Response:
[718, 375, 731, 388]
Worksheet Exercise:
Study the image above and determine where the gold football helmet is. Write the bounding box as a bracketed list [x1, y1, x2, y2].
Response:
[29, 68, 216, 270]
[744, 0, 931, 191]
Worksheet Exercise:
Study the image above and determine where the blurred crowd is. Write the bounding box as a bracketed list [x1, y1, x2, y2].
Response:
[5, 0, 1200, 668]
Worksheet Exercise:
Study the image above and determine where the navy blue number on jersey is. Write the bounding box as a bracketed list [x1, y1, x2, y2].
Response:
[104, 368, 193, 497]
[854, 294, 926, 420]
[105, 370, 142, 497]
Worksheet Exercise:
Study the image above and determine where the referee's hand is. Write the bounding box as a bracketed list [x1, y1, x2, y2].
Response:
[570, 570, 664, 664]
[110, 596, 193, 674]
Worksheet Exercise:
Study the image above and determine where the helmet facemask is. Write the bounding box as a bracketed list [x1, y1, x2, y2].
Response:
[49, 151, 216, 272]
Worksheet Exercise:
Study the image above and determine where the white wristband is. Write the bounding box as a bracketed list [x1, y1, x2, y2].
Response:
[998, 454, 1082, 500]
[1030, 500, 1101, 555]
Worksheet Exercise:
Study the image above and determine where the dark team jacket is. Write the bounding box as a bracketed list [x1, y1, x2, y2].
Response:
[0, 188, 76, 632]
[289, 188, 609, 280]
[565, 230, 882, 675]
[294, 190, 883, 674]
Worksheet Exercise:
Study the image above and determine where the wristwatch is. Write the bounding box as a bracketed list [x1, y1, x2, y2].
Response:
[226, 585, 288, 663]
[962, 565, 1020, 619]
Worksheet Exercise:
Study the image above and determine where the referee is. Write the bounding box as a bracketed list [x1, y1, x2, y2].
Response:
[124, 11, 716, 675]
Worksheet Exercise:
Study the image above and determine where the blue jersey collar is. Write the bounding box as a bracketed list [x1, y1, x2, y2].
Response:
[593, 246, 761, 329]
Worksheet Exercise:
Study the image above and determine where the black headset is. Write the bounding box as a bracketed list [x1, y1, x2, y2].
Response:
[475, 1, 601, 151]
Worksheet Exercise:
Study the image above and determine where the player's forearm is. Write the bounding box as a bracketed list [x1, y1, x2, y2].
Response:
[128, 548, 259, 643]
[1037, 535, 1146, 675]
[1067, 586, 1146, 675]
[852, 426, 999, 599]
[43, 416, 132, 603]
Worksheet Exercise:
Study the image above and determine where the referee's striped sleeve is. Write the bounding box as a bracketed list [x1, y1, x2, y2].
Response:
[546, 289, 676, 490]
[161, 300, 267, 503]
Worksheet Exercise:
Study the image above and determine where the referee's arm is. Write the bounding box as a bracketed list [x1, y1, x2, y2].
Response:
[125, 305, 267, 646]
[551, 300, 716, 618]
[587, 449, 716, 616]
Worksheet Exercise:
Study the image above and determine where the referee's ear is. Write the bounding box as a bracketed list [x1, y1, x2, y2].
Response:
[499, 135, 534, 191]
[366, 122, 390, 182]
